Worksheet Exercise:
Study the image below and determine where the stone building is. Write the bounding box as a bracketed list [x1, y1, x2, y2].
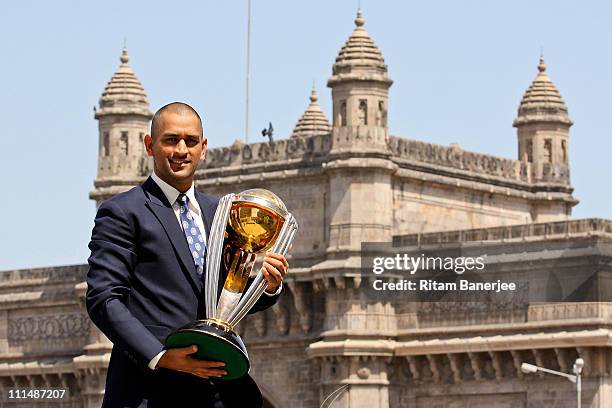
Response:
[1, 9, 611, 408]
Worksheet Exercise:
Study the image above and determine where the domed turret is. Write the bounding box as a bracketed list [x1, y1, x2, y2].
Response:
[513, 56, 572, 185]
[91, 47, 153, 205]
[291, 86, 332, 138]
[513, 56, 572, 127]
[327, 9, 392, 152]
[328, 9, 390, 85]
[95, 48, 152, 118]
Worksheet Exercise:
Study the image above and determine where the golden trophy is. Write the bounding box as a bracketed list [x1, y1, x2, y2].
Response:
[165, 189, 298, 379]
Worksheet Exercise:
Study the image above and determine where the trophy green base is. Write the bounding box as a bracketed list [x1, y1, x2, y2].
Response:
[165, 319, 249, 380]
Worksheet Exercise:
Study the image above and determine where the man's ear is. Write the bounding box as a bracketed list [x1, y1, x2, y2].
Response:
[144, 134, 154, 157]
[200, 137, 208, 161]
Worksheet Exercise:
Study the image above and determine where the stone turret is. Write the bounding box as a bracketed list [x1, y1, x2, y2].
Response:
[311, 10, 398, 407]
[291, 86, 331, 138]
[514, 56, 572, 185]
[328, 8, 393, 153]
[323, 8, 396, 252]
[90, 47, 153, 205]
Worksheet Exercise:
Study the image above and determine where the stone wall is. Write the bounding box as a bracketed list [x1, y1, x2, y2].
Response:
[0, 266, 89, 359]
[0, 265, 95, 407]
[391, 377, 604, 408]
[391, 176, 534, 234]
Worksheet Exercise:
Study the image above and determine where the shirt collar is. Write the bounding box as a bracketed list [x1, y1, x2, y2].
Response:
[150, 172, 199, 212]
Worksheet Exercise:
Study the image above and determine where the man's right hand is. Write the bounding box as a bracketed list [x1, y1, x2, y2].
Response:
[157, 345, 227, 379]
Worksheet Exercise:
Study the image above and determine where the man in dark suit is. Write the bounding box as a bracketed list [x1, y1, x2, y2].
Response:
[86, 102, 288, 407]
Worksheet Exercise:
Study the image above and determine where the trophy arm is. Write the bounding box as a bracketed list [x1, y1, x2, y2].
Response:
[245, 275, 284, 314]
[226, 213, 298, 327]
[204, 193, 235, 318]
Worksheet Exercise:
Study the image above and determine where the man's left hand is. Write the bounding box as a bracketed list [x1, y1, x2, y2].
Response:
[262, 253, 289, 293]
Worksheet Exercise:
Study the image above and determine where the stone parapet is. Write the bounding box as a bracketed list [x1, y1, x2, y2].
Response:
[389, 136, 571, 188]
[197, 134, 574, 194]
[393, 218, 612, 247]
[198, 134, 332, 171]
[0, 265, 86, 284]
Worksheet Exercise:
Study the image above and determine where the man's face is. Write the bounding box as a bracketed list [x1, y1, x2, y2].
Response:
[144, 111, 207, 192]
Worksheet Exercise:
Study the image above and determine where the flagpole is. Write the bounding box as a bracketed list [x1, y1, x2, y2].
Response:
[245, 0, 252, 143]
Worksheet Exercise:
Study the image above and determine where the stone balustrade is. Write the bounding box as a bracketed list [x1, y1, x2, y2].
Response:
[393, 218, 612, 247]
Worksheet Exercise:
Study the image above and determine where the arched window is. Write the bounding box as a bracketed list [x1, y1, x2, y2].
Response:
[543, 139, 552, 163]
[102, 132, 110, 156]
[358, 99, 368, 125]
[526, 140, 533, 162]
[120, 131, 129, 155]
[561, 139, 567, 162]
[377, 100, 387, 127]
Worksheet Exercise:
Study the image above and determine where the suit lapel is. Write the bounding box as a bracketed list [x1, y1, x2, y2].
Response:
[142, 177, 202, 292]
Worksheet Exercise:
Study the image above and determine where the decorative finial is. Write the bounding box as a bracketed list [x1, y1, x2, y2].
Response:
[355, 8, 365, 27]
[310, 84, 318, 103]
[538, 54, 546, 73]
[120, 47, 129, 64]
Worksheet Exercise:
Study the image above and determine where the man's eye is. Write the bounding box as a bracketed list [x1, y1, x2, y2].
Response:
[186, 139, 199, 147]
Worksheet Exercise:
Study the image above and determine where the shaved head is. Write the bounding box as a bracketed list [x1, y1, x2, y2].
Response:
[144, 101, 207, 192]
[150, 102, 203, 140]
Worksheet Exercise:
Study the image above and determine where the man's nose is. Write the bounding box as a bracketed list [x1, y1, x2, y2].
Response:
[175, 139, 188, 154]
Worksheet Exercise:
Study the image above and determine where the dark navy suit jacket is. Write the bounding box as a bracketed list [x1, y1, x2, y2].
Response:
[86, 177, 280, 407]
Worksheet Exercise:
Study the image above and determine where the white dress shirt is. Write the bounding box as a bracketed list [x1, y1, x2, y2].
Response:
[147, 172, 281, 370]
[151, 172, 207, 245]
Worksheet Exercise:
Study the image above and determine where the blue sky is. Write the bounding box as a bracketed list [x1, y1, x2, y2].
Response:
[1, 1, 610, 270]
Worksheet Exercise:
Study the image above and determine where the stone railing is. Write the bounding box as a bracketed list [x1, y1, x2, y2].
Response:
[541, 161, 571, 182]
[0, 265, 86, 287]
[197, 133, 575, 188]
[393, 218, 612, 247]
[528, 302, 612, 322]
[388, 136, 527, 181]
[200, 134, 332, 169]
[199, 133, 574, 187]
